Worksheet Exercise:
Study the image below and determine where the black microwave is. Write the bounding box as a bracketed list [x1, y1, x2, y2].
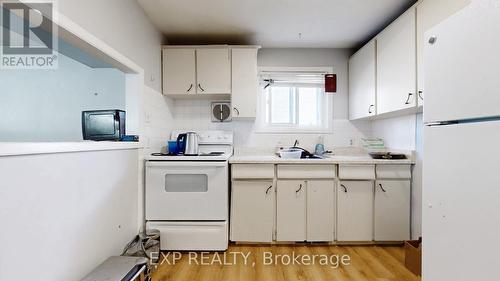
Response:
[82, 110, 126, 141]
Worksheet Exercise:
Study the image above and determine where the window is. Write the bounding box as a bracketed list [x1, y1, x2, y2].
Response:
[266, 86, 322, 126]
[256, 68, 333, 133]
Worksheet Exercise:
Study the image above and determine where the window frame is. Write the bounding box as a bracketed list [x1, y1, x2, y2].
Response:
[255, 67, 334, 134]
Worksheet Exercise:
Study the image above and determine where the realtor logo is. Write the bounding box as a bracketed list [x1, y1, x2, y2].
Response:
[1, 1, 58, 69]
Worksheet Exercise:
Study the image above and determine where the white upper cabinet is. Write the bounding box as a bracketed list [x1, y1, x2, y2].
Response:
[162, 46, 259, 100]
[349, 40, 377, 120]
[376, 6, 417, 114]
[162, 49, 196, 95]
[416, 0, 471, 107]
[231, 48, 259, 119]
[196, 48, 231, 94]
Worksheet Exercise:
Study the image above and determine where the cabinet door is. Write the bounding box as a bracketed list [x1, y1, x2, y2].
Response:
[374, 180, 411, 241]
[349, 40, 376, 120]
[231, 48, 258, 118]
[306, 180, 335, 241]
[377, 7, 417, 114]
[196, 48, 231, 94]
[337, 181, 373, 241]
[162, 49, 196, 95]
[230, 181, 274, 242]
[277, 180, 306, 241]
[416, 0, 471, 107]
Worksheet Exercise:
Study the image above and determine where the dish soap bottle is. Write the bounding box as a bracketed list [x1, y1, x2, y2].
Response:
[314, 135, 325, 156]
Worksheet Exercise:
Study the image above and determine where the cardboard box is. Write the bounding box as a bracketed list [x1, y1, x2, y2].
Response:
[405, 238, 422, 276]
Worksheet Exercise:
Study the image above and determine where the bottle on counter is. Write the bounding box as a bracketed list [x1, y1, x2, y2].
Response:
[314, 135, 325, 156]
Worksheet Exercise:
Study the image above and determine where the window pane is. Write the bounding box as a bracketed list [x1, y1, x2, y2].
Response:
[269, 86, 293, 124]
[298, 87, 320, 126]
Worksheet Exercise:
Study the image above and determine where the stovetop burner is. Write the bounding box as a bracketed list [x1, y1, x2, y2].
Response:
[151, 151, 225, 157]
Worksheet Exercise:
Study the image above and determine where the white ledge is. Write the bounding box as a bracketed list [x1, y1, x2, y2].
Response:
[0, 141, 141, 157]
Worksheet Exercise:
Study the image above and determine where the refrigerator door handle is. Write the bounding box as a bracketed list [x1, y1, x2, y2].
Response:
[425, 121, 458, 127]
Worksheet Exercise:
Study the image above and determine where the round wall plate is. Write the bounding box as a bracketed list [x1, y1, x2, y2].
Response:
[211, 102, 232, 122]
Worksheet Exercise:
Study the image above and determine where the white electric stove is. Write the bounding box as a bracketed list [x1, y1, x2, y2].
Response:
[145, 130, 233, 251]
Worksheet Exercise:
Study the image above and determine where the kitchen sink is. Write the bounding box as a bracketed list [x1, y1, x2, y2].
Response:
[369, 152, 407, 160]
[302, 155, 324, 159]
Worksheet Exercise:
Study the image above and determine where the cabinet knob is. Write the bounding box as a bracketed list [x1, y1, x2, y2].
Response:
[428, 36, 437, 44]
[266, 185, 272, 195]
[378, 184, 387, 193]
[340, 184, 348, 193]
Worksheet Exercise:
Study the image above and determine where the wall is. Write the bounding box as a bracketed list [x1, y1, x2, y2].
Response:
[142, 86, 175, 152]
[0, 149, 139, 281]
[371, 113, 423, 239]
[169, 48, 372, 152]
[0, 52, 125, 142]
[58, 0, 165, 91]
[138, 86, 175, 228]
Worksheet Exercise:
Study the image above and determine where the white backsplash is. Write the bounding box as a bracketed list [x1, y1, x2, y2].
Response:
[172, 99, 372, 153]
[142, 86, 174, 152]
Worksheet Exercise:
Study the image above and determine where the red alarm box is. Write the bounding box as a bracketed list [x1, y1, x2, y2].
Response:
[325, 74, 337, 93]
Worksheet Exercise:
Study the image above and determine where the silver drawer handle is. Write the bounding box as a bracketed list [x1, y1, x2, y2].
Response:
[405, 93, 414, 105]
[418, 90, 423, 100]
[233, 107, 240, 116]
[198, 83, 205, 92]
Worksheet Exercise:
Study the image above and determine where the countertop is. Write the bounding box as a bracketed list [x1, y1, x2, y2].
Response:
[0, 141, 141, 157]
[229, 153, 414, 165]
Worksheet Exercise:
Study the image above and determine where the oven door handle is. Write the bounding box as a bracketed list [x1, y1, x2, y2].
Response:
[146, 161, 228, 168]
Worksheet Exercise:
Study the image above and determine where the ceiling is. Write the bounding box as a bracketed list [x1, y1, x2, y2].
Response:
[137, 0, 416, 48]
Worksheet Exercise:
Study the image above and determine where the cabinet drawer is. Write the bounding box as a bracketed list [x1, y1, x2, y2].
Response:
[232, 164, 274, 179]
[376, 165, 411, 179]
[277, 165, 336, 179]
[339, 165, 375, 180]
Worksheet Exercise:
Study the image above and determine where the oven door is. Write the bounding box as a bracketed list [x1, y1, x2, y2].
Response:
[145, 161, 228, 221]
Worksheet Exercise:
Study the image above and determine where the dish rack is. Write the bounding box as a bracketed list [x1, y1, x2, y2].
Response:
[361, 138, 386, 152]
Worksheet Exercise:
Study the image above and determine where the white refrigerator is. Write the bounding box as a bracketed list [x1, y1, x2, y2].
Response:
[423, 1, 500, 280]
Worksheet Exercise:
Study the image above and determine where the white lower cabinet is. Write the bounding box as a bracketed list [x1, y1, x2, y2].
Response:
[306, 180, 335, 241]
[337, 181, 374, 241]
[230, 163, 411, 244]
[276, 180, 306, 241]
[374, 180, 411, 241]
[230, 181, 275, 242]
